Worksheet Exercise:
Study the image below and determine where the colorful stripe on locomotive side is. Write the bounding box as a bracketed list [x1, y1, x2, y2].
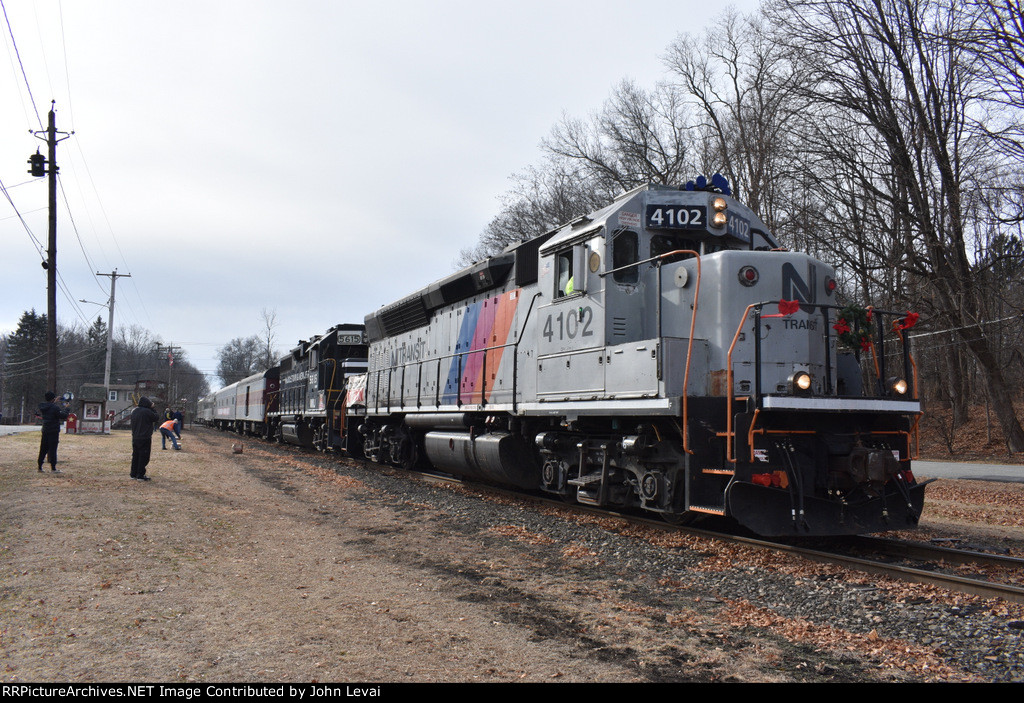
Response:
[442, 290, 521, 405]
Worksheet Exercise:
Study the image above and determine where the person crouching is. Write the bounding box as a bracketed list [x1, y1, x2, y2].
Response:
[159, 419, 181, 450]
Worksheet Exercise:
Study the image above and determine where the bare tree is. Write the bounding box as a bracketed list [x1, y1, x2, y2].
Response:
[543, 79, 695, 194]
[216, 336, 263, 386]
[767, 0, 1024, 450]
[456, 160, 611, 264]
[114, 324, 158, 379]
[967, 0, 1024, 162]
[663, 7, 812, 231]
[460, 80, 697, 263]
[260, 308, 280, 370]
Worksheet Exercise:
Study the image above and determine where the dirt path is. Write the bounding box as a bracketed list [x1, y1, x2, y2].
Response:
[2, 428, 652, 682]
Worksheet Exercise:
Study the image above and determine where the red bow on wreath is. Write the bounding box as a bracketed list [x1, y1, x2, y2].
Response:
[778, 299, 801, 316]
[764, 299, 801, 318]
[895, 312, 919, 330]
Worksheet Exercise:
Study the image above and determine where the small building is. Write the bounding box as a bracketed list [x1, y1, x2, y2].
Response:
[77, 383, 136, 433]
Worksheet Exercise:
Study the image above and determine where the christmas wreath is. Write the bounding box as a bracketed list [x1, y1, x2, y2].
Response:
[833, 304, 873, 351]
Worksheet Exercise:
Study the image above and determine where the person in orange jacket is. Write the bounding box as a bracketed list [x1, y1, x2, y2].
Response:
[159, 418, 181, 450]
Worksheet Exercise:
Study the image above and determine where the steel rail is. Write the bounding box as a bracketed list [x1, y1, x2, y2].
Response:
[384, 471, 1024, 604]
[203, 428, 1024, 604]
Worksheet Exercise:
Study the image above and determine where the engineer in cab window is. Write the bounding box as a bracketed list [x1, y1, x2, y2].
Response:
[557, 251, 573, 297]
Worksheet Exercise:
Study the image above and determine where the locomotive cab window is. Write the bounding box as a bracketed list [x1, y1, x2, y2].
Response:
[704, 242, 732, 254]
[651, 233, 698, 264]
[612, 230, 639, 284]
[553, 243, 589, 298]
[555, 250, 573, 297]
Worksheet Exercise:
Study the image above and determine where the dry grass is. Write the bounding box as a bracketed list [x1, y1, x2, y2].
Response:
[0, 429, 637, 683]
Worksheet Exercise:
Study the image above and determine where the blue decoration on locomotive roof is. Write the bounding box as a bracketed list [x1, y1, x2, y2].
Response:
[682, 174, 730, 195]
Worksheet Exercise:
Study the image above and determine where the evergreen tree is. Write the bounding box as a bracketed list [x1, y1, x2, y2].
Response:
[5, 310, 49, 413]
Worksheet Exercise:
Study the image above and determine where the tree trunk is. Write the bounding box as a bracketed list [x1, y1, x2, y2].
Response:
[962, 329, 1024, 453]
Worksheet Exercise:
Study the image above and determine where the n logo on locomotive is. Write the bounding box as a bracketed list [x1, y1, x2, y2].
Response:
[781, 262, 817, 313]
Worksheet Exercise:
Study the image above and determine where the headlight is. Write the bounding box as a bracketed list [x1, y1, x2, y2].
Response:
[789, 371, 812, 395]
[891, 378, 908, 395]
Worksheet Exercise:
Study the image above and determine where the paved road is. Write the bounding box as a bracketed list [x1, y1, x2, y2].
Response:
[914, 459, 1024, 483]
[0, 425, 43, 437]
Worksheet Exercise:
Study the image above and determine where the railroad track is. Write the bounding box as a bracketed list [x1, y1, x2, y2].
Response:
[219, 428, 1024, 605]
[407, 463, 1024, 604]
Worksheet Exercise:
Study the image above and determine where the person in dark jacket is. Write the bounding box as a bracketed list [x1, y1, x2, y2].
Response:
[36, 391, 69, 473]
[129, 397, 160, 481]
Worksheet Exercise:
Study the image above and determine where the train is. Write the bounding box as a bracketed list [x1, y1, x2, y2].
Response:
[197, 324, 367, 451]
[199, 177, 929, 537]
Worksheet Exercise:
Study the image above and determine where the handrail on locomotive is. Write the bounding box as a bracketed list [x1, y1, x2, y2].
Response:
[725, 301, 921, 464]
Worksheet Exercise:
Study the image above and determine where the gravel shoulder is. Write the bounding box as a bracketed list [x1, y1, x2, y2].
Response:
[2, 428, 1022, 683]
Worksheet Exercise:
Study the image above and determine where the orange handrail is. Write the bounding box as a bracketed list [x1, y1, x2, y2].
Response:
[725, 302, 762, 463]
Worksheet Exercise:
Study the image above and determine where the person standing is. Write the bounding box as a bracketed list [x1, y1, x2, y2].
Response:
[36, 391, 69, 473]
[130, 397, 159, 481]
[173, 408, 184, 439]
[159, 418, 181, 450]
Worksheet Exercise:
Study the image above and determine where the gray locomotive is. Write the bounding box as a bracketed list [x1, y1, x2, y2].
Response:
[355, 178, 927, 536]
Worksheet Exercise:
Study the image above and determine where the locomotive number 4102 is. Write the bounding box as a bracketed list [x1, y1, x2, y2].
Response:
[645, 204, 707, 230]
[543, 306, 595, 343]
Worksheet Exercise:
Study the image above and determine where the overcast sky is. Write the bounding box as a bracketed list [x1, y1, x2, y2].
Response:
[1, 0, 755, 387]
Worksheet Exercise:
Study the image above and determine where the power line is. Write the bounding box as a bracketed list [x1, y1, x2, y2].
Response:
[0, 176, 46, 262]
[67, 136, 149, 327]
[907, 313, 1023, 340]
[2, 3, 136, 340]
[57, 174, 107, 297]
[0, 0, 42, 129]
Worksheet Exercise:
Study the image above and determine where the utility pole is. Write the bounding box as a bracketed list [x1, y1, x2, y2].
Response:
[94, 270, 131, 402]
[154, 343, 181, 408]
[29, 102, 72, 392]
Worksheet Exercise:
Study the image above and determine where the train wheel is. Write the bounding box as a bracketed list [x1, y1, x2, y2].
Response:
[346, 432, 365, 460]
[389, 432, 419, 470]
[398, 441, 419, 470]
[662, 511, 698, 526]
[312, 426, 328, 453]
